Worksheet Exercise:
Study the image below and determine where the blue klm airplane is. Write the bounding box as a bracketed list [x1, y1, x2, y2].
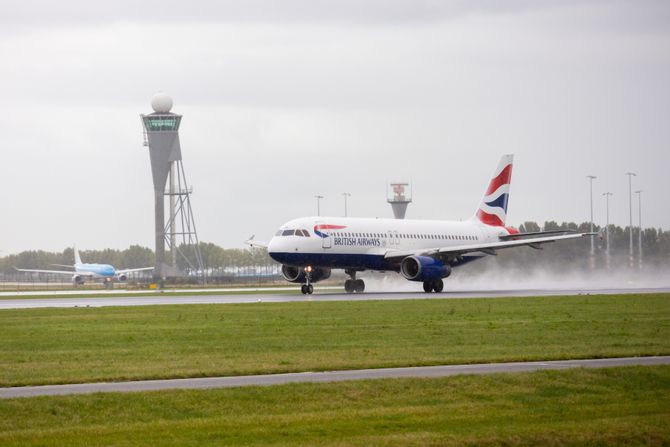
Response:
[16, 247, 153, 287]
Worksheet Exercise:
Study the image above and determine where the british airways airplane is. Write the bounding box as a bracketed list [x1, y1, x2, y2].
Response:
[16, 247, 153, 287]
[248, 155, 594, 295]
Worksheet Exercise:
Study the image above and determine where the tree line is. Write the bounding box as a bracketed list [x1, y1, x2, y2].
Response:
[1, 221, 668, 275]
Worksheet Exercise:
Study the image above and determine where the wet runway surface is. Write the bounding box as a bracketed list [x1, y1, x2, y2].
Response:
[2, 356, 668, 399]
[0, 286, 668, 309]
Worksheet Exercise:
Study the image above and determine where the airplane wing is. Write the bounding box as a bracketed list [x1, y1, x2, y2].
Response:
[245, 235, 268, 249]
[384, 232, 595, 261]
[14, 267, 96, 277]
[116, 267, 154, 275]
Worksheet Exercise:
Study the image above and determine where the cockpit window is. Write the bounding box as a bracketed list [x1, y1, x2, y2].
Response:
[282, 229, 295, 236]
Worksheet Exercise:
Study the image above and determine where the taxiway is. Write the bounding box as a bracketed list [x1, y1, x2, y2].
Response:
[2, 356, 668, 399]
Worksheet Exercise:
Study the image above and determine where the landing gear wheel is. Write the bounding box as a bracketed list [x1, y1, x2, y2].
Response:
[354, 279, 365, 293]
[344, 279, 354, 293]
[301, 284, 307, 295]
[423, 281, 432, 293]
[306, 284, 313, 294]
[433, 279, 444, 293]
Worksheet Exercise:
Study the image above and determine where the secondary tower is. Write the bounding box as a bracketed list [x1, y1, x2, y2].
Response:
[387, 182, 412, 219]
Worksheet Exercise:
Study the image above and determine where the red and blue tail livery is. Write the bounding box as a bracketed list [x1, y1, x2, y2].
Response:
[475, 154, 513, 227]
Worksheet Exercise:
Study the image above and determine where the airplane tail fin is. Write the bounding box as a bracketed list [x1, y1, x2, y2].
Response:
[74, 246, 82, 265]
[473, 154, 514, 226]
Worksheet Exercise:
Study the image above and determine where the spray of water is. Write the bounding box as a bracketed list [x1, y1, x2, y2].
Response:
[353, 258, 670, 293]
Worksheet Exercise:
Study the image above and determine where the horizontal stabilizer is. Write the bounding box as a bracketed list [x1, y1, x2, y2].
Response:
[245, 235, 268, 249]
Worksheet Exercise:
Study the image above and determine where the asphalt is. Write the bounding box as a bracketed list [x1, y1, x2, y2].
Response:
[0, 286, 668, 309]
[2, 356, 668, 399]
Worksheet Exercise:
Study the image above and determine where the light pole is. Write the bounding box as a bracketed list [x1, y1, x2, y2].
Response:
[314, 195, 324, 217]
[625, 172, 636, 267]
[342, 192, 351, 217]
[587, 175, 597, 258]
[635, 190, 643, 267]
[602, 192, 612, 268]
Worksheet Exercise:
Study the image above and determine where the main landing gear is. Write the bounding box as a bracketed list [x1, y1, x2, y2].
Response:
[423, 279, 444, 293]
[344, 269, 365, 293]
[301, 266, 314, 295]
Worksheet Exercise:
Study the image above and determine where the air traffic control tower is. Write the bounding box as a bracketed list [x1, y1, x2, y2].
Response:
[141, 93, 203, 279]
[387, 182, 412, 219]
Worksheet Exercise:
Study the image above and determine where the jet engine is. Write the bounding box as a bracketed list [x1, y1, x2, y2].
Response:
[116, 274, 128, 282]
[281, 265, 331, 283]
[400, 256, 451, 282]
[72, 275, 85, 285]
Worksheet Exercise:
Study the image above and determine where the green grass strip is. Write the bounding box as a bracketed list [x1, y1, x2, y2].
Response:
[1, 294, 669, 387]
[0, 366, 669, 446]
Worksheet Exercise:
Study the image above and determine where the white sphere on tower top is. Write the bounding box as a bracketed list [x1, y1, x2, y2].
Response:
[151, 92, 173, 113]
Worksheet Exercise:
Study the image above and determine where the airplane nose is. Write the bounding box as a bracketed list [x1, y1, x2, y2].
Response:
[267, 237, 283, 263]
[267, 237, 277, 254]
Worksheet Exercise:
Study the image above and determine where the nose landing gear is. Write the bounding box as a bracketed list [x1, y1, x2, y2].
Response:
[301, 267, 314, 295]
[344, 269, 365, 293]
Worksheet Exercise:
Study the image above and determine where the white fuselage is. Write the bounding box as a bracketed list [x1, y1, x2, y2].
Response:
[268, 216, 511, 271]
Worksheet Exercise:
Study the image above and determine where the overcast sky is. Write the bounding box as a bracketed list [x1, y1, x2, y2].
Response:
[1, 0, 668, 254]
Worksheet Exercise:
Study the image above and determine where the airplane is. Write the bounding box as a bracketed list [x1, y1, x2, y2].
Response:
[15, 247, 153, 288]
[247, 154, 595, 295]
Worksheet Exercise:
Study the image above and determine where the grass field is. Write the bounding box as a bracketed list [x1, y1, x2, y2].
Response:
[1, 293, 668, 387]
[0, 366, 669, 446]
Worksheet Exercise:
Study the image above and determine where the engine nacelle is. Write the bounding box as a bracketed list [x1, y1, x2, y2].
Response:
[72, 275, 84, 285]
[400, 256, 451, 282]
[116, 274, 128, 282]
[281, 265, 331, 283]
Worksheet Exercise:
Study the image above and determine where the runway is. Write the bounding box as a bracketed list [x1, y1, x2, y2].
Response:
[0, 286, 667, 309]
[2, 356, 668, 399]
